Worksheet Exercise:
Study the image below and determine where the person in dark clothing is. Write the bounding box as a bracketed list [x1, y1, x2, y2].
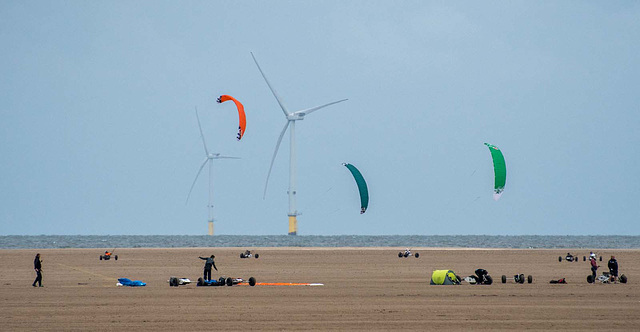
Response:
[32, 253, 42, 287]
[198, 255, 217, 281]
[590, 256, 599, 282]
[474, 268, 488, 284]
[608, 256, 619, 282]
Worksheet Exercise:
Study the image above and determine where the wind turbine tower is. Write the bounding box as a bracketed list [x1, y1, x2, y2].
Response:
[252, 53, 347, 235]
[186, 108, 238, 235]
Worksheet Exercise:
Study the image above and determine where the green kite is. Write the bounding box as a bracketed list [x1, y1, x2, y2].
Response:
[484, 143, 506, 201]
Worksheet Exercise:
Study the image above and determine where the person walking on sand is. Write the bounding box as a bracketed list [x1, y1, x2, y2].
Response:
[32, 253, 42, 287]
[608, 256, 619, 283]
[590, 255, 599, 283]
[199, 255, 217, 281]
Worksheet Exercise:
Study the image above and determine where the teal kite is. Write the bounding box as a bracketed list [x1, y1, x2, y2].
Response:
[484, 143, 506, 201]
[342, 163, 369, 214]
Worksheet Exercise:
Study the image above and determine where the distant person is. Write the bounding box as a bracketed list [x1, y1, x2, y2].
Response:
[590, 256, 599, 282]
[608, 256, 618, 282]
[199, 255, 217, 281]
[32, 253, 42, 287]
[565, 253, 574, 262]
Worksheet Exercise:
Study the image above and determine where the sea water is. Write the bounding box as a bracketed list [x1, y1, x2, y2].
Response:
[1, 235, 639, 249]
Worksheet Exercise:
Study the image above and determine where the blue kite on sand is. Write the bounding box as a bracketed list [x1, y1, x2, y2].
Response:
[117, 278, 146, 287]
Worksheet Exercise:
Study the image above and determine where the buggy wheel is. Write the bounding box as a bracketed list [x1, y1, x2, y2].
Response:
[587, 275, 594, 283]
[484, 275, 493, 285]
[114, 255, 118, 261]
[197, 277, 204, 286]
[519, 274, 525, 284]
[99, 256, 102, 261]
[414, 253, 419, 258]
[240, 253, 244, 258]
[527, 275, 533, 284]
[583, 256, 586, 261]
[501, 275, 507, 284]
[620, 274, 627, 284]
[398, 252, 402, 258]
[558, 256, 562, 262]
[599, 256, 602, 261]
[171, 278, 177, 287]
[249, 277, 256, 286]
[255, 253, 259, 259]
[226, 277, 233, 286]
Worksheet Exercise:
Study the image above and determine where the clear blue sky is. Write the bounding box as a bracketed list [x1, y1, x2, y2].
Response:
[1, 1, 639, 235]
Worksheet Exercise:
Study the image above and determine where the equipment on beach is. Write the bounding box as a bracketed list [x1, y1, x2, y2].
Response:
[196, 276, 256, 287]
[549, 278, 567, 284]
[240, 250, 259, 259]
[466, 273, 493, 285]
[398, 248, 419, 258]
[587, 272, 627, 284]
[100, 249, 118, 261]
[239, 282, 324, 286]
[430, 270, 461, 285]
[117, 278, 146, 287]
[583, 254, 602, 262]
[253, 52, 348, 235]
[559, 253, 578, 262]
[186, 107, 239, 236]
[501, 274, 533, 284]
[168, 277, 192, 286]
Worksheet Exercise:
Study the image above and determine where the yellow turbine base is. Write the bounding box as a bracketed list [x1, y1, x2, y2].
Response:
[208, 221, 214, 236]
[288, 216, 297, 235]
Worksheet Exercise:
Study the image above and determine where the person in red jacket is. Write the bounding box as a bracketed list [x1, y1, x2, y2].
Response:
[590, 256, 599, 282]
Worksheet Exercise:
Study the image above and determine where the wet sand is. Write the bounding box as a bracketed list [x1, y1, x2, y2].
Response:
[1, 247, 639, 331]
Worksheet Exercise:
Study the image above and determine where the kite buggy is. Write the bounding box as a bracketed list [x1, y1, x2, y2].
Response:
[99, 251, 117, 261]
[587, 272, 627, 284]
[398, 249, 419, 258]
[168, 276, 256, 287]
[196, 276, 257, 287]
[168, 277, 192, 286]
[240, 250, 259, 259]
[558, 253, 578, 262]
[502, 274, 533, 284]
[467, 269, 493, 285]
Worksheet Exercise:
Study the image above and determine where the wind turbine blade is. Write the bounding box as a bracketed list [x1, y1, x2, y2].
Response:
[263, 121, 290, 199]
[251, 52, 290, 116]
[186, 158, 209, 205]
[215, 156, 241, 159]
[195, 107, 209, 156]
[293, 99, 348, 117]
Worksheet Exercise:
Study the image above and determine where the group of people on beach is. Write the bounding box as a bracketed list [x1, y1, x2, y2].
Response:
[589, 252, 619, 283]
[30, 252, 221, 287]
[30, 251, 622, 286]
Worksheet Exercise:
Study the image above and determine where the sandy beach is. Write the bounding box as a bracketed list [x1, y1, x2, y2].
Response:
[1, 247, 639, 331]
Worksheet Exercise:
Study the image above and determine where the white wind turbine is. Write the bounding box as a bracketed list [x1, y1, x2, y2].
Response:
[252, 52, 347, 235]
[186, 107, 238, 236]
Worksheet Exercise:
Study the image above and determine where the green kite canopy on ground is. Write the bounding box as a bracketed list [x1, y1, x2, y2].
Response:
[430, 270, 461, 285]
